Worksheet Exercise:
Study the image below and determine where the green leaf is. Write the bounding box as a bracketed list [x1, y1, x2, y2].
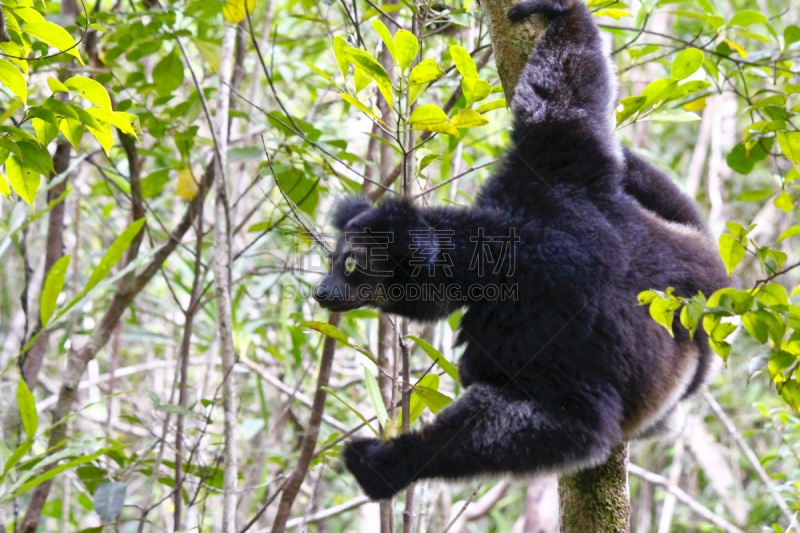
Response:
[475, 99, 507, 113]
[348, 48, 392, 106]
[641, 78, 679, 109]
[363, 367, 389, 426]
[42, 99, 79, 120]
[371, 20, 396, 66]
[0, 58, 26, 103]
[410, 385, 453, 413]
[140, 169, 170, 199]
[24, 20, 83, 64]
[193, 39, 221, 71]
[13, 447, 116, 497]
[449, 45, 478, 79]
[94, 482, 127, 523]
[668, 80, 711, 101]
[649, 296, 681, 337]
[60, 119, 85, 153]
[64, 77, 112, 110]
[33, 118, 58, 146]
[354, 66, 371, 94]
[16, 379, 37, 440]
[17, 141, 54, 175]
[671, 48, 704, 80]
[780, 379, 800, 414]
[40, 255, 71, 327]
[85, 219, 146, 292]
[742, 310, 772, 344]
[679, 292, 707, 340]
[738, 189, 773, 202]
[332, 36, 351, 82]
[756, 284, 789, 308]
[47, 77, 68, 94]
[337, 93, 386, 126]
[395, 29, 418, 72]
[778, 225, 800, 243]
[616, 96, 646, 124]
[86, 107, 137, 136]
[777, 132, 800, 166]
[461, 78, 492, 108]
[5, 155, 39, 209]
[408, 58, 444, 86]
[321, 387, 379, 436]
[774, 192, 794, 213]
[450, 108, 489, 128]
[153, 49, 185, 96]
[718, 233, 745, 278]
[727, 10, 768, 27]
[299, 320, 348, 343]
[727, 142, 756, 174]
[1, 440, 32, 481]
[785, 26, 800, 48]
[362, 4, 403, 20]
[407, 104, 448, 125]
[402, 374, 439, 425]
[406, 335, 459, 382]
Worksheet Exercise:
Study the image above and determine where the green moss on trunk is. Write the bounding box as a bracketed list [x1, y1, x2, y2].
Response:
[558, 444, 631, 532]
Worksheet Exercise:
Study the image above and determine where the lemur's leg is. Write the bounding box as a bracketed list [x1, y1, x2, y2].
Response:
[622, 145, 707, 230]
[508, 0, 617, 128]
[344, 383, 623, 500]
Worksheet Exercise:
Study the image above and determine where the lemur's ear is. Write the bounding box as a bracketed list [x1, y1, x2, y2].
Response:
[331, 196, 372, 230]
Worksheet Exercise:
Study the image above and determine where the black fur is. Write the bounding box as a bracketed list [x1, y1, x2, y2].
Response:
[316, 0, 729, 501]
[330, 196, 373, 230]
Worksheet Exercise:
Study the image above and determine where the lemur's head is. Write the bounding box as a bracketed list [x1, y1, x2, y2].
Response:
[314, 196, 432, 312]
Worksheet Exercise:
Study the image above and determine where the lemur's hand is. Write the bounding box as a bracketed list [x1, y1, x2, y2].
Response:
[344, 437, 414, 500]
[508, 0, 572, 22]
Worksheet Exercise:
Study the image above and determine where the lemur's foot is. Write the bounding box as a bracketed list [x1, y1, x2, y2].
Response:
[344, 437, 414, 500]
[508, 0, 571, 22]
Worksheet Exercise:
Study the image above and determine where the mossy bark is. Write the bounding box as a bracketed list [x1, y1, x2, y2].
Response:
[558, 445, 631, 532]
[479, 2, 631, 531]
[480, 0, 545, 103]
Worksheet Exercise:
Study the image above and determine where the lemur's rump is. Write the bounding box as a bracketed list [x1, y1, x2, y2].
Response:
[315, 0, 728, 500]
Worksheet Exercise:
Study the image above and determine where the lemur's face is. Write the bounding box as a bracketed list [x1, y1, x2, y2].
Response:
[314, 232, 392, 312]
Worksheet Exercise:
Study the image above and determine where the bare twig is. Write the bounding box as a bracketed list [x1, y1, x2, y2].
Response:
[705, 392, 794, 522]
[628, 464, 746, 533]
[442, 484, 483, 533]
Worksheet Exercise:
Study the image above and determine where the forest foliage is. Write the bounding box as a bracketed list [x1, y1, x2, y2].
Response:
[0, 0, 799, 531]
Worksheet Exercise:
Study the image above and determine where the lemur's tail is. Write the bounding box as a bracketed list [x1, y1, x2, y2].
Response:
[507, 0, 577, 22]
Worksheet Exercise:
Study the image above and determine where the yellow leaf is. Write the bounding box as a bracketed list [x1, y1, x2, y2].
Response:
[177, 168, 199, 199]
[0, 170, 9, 198]
[87, 123, 113, 156]
[684, 97, 707, 112]
[724, 38, 748, 58]
[411, 122, 460, 138]
[593, 8, 632, 19]
[337, 93, 386, 126]
[223, 0, 257, 23]
[450, 108, 489, 128]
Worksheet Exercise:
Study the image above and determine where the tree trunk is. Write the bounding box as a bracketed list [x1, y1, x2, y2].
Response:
[558, 445, 630, 532]
[478, 3, 632, 530]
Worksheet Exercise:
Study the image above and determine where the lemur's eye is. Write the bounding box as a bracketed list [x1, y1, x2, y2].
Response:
[344, 255, 357, 274]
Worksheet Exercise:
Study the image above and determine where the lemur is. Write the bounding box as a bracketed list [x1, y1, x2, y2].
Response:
[314, 0, 729, 500]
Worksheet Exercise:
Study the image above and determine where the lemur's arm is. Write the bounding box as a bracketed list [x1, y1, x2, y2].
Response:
[375, 204, 527, 321]
[622, 146, 707, 230]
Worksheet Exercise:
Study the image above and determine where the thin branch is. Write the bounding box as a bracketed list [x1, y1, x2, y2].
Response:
[270, 313, 342, 533]
[704, 392, 794, 522]
[628, 464, 746, 533]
